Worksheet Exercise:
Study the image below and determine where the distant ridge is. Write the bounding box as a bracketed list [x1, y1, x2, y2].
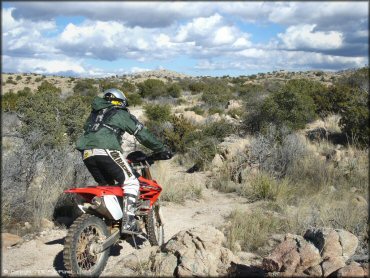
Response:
[129, 69, 192, 79]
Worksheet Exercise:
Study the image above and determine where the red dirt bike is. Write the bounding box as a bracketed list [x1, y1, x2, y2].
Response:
[63, 151, 166, 277]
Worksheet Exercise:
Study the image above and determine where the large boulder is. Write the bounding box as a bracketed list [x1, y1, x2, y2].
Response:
[335, 261, 365, 277]
[263, 228, 359, 277]
[262, 234, 321, 275]
[152, 226, 238, 276]
[304, 228, 358, 260]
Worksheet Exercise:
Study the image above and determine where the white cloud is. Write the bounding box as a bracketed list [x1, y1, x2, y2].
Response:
[2, 2, 368, 76]
[3, 55, 86, 75]
[278, 24, 343, 50]
[174, 13, 252, 49]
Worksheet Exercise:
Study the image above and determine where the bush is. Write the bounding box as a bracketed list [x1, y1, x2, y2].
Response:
[126, 92, 143, 107]
[208, 107, 224, 115]
[16, 75, 22, 81]
[17, 82, 90, 148]
[248, 125, 307, 178]
[166, 83, 182, 98]
[245, 81, 317, 132]
[121, 81, 137, 93]
[162, 115, 196, 153]
[73, 79, 98, 98]
[138, 79, 166, 99]
[144, 103, 171, 123]
[201, 79, 232, 106]
[2, 87, 32, 112]
[189, 81, 207, 94]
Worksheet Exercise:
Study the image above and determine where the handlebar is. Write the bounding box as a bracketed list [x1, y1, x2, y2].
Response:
[126, 150, 173, 165]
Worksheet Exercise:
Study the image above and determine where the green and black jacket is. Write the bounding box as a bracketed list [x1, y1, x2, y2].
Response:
[76, 97, 164, 153]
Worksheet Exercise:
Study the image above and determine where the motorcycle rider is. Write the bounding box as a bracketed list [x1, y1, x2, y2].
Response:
[76, 88, 172, 232]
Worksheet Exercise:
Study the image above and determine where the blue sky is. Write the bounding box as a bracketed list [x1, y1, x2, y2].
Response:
[2, 1, 368, 77]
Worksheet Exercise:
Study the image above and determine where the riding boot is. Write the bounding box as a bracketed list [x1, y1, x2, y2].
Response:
[122, 194, 139, 232]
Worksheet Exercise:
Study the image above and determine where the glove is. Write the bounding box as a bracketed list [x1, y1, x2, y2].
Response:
[159, 150, 173, 160]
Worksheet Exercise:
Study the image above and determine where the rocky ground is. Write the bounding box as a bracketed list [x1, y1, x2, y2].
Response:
[1, 186, 254, 277]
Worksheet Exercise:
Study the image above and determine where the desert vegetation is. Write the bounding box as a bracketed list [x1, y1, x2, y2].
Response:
[1, 67, 368, 264]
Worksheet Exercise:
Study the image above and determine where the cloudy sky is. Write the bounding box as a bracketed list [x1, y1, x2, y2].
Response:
[2, 1, 368, 77]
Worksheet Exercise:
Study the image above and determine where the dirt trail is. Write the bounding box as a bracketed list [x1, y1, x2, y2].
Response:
[2, 187, 251, 277]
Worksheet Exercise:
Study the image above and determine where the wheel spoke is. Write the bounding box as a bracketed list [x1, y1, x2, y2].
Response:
[75, 224, 103, 270]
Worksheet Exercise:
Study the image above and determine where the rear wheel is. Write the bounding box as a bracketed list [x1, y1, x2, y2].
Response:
[145, 204, 164, 246]
[63, 214, 110, 277]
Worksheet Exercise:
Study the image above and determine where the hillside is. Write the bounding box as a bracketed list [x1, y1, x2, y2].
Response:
[1, 67, 368, 277]
[1, 68, 355, 95]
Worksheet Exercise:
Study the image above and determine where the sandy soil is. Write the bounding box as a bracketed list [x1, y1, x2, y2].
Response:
[2, 186, 252, 277]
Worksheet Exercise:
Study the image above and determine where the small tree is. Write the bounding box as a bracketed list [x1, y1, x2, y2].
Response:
[138, 79, 166, 99]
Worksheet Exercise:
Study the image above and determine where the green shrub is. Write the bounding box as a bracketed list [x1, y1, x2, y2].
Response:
[99, 79, 119, 91]
[138, 79, 166, 99]
[16, 82, 90, 148]
[73, 79, 98, 98]
[126, 92, 143, 106]
[16, 75, 22, 81]
[163, 115, 197, 153]
[201, 80, 232, 106]
[208, 107, 224, 115]
[121, 81, 137, 93]
[144, 103, 171, 123]
[37, 80, 61, 94]
[246, 173, 279, 201]
[245, 83, 317, 132]
[2, 87, 32, 112]
[166, 83, 181, 98]
[189, 81, 207, 94]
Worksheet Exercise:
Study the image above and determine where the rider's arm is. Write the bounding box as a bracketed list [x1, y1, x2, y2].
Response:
[119, 110, 165, 152]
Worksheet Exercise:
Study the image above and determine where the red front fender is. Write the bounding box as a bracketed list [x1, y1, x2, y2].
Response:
[64, 186, 124, 197]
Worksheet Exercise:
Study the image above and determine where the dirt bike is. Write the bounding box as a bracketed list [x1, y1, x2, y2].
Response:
[63, 151, 166, 277]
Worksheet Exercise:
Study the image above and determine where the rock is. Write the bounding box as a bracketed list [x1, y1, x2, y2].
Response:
[352, 195, 368, 207]
[218, 136, 250, 160]
[262, 236, 298, 272]
[304, 228, 342, 259]
[336, 262, 365, 277]
[152, 226, 238, 276]
[121, 246, 159, 270]
[2, 233, 23, 248]
[361, 263, 368, 277]
[180, 111, 205, 125]
[294, 235, 321, 273]
[211, 154, 224, 168]
[152, 252, 178, 276]
[226, 100, 242, 110]
[263, 234, 321, 274]
[304, 264, 322, 276]
[336, 229, 358, 260]
[321, 257, 346, 277]
[41, 218, 55, 230]
[207, 113, 222, 123]
[24, 222, 32, 229]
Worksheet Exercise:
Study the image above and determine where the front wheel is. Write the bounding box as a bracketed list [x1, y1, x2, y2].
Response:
[63, 214, 110, 277]
[145, 204, 164, 246]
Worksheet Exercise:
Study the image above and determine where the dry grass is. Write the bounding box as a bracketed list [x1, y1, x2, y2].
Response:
[224, 208, 290, 254]
[222, 137, 368, 256]
[151, 159, 203, 204]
